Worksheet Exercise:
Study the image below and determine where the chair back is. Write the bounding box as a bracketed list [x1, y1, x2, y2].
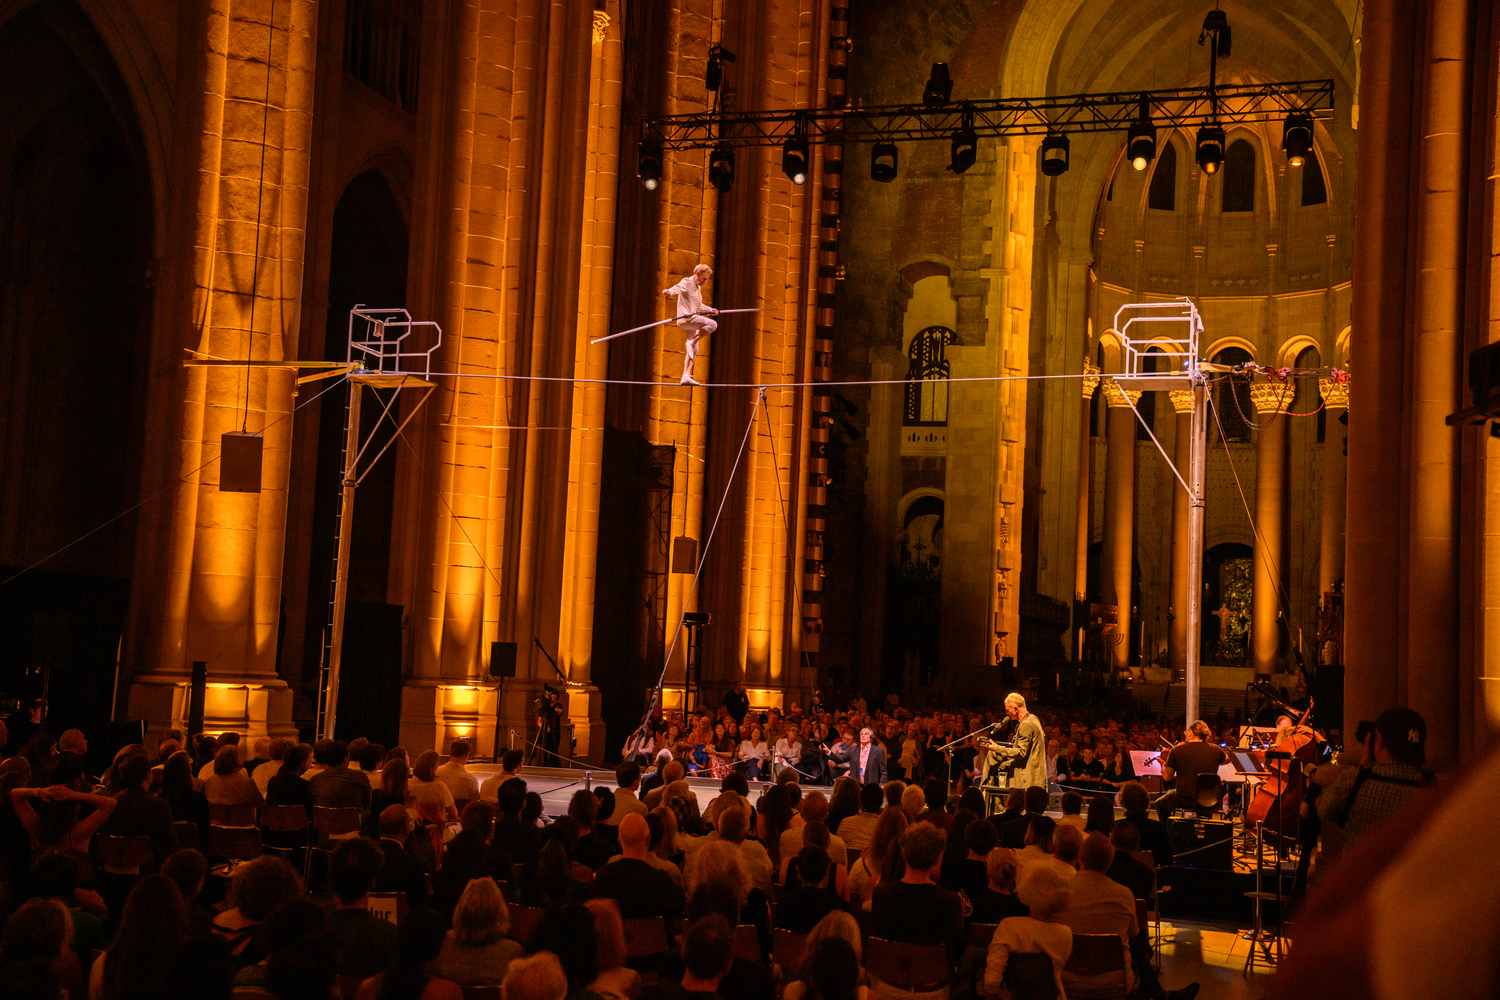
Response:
[1135, 899, 1149, 938]
[1004, 951, 1059, 1000]
[173, 821, 201, 853]
[260, 804, 310, 832]
[95, 835, 155, 873]
[1194, 773, 1223, 812]
[208, 826, 263, 863]
[623, 916, 671, 959]
[966, 922, 999, 948]
[1062, 929, 1122, 983]
[461, 988, 503, 1000]
[32, 848, 93, 883]
[367, 891, 407, 926]
[864, 937, 950, 992]
[772, 928, 808, 979]
[312, 806, 364, 836]
[507, 904, 545, 946]
[209, 802, 258, 828]
[733, 923, 761, 964]
[1129, 852, 1157, 879]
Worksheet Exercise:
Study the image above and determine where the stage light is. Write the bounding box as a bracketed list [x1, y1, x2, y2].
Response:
[1199, 9, 1231, 57]
[709, 144, 735, 192]
[871, 142, 898, 182]
[924, 63, 953, 105]
[1127, 98, 1156, 171]
[1282, 111, 1313, 167]
[1196, 123, 1226, 174]
[1040, 133, 1070, 176]
[706, 43, 736, 92]
[637, 143, 663, 191]
[948, 108, 977, 174]
[782, 135, 809, 185]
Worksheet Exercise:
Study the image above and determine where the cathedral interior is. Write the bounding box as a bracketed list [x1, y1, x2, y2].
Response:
[0, 0, 1495, 771]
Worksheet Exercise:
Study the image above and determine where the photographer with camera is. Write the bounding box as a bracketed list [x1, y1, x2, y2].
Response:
[1315, 707, 1431, 846]
[532, 685, 563, 766]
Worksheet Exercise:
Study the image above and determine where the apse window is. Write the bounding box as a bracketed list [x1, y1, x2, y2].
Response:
[904, 326, 954, 426]
[1147, 143, 1177, 211]
[1222, 139, 1255, 212]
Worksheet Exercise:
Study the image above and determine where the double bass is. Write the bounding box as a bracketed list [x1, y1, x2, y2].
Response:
[1244, 697, 1323, 842]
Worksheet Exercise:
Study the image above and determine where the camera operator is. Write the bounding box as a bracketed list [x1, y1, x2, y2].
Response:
[1315, 707, 1431, 846]
[534, 685, 563, 766]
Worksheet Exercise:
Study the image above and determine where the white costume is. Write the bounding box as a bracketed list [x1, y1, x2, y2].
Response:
[662, 273, 717, 383]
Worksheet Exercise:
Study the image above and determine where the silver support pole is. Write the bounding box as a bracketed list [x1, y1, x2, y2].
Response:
[321, 380, 364, 741]
[1184, 374, 1208, 724]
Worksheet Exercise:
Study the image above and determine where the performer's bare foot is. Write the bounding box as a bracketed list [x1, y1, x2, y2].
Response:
[680, 375, 701, 386]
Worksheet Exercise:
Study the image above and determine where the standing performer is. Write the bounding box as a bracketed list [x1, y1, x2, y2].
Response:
[661, 263, 718, 386]
[984, 693, 1047, 790]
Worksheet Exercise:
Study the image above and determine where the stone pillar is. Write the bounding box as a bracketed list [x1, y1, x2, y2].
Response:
[1250, 384, 1292, 677]
[1318, 376, 1349, 600]
[1074, 363, 1100, 602]
[1168, 389, 1195, 674]
[555, 5, 623, 762]
[1101, 382, 1140, 669]
[130, 0, 321, 740]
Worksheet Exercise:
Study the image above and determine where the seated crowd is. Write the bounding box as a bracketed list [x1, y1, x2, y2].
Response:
[0, 708, 1215, 1000]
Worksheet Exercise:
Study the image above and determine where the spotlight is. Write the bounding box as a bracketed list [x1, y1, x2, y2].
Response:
[1282, 111, 1314, 167]
[924, 63, 953, 105]
[1127, 97, 1156, 171]
[1199, 10, 1232, 57]
[706, 43, 736, 92]
[1196, 123, 1226, 175]
[871, 141, 899, 183]
[637, 143, 663, 191]
[782, 134, 809, 185]
[709, 144, 735, 192]
[1040, 133, 1070, 176]
[948, 107, 978, 174]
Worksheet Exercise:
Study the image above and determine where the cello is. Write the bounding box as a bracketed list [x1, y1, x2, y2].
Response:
[1244, 697, 1323, 843]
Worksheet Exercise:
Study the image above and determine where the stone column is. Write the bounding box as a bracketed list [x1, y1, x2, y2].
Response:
[1168, 389, 1195, 674]
[1101, 381, 1140, 669]
[1250, 383, 1292, 677]
[1318, 376, 1349, 601]
[130, 0, 321, 740]
[1074, 363, 1101, 602]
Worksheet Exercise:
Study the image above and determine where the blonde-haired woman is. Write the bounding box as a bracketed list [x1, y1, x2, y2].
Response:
[583, 898, 641, 1000]
[685, 839, 751, 905]
[433, 877, 523, 986]
[983, 865, 1074, 1000]
[783, 911, 871, 1000]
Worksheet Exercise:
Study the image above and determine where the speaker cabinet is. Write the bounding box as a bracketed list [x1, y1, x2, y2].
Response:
[490, 641, 517, 679]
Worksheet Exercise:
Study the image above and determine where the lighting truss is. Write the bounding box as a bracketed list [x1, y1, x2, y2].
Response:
[641, 80, 1334, 150]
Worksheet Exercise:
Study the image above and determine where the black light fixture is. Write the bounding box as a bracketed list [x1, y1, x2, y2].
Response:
[1127, 97, 1156, 171]
[871, 141, 899, 182]
[948, 107, 977, 174]
[1199, 9, 1232, 57]
[782, 132, 809, 186]
[923, 63, 953, 105]
[1040, 133, 1070, 176]
[1282, 111, 1314, 167]
[1196, 123, 1226, 174]
[708, 144, 735, 192]
[706, 43, 736, 92]
[637, 142, 663, 191]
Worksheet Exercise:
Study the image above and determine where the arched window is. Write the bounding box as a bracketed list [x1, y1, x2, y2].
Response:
[1222, 139, 1255, 212]
[1300, 153, 1327, 206]
[1136, 348, 1163, 439]
[1147, 143, 1177, 211]
[1213, 346, 1254, 442]
[904, 326, 954, 426]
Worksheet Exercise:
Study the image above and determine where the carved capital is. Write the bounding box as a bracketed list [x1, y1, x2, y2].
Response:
[1319, 375, 1349, 409]
[1169, 389, 1195, 414]
[1081, 359, 1101, 399]
[592, 10, 610, 43]
[1248, 382, 1293, 415]
[1104, 379, 1142, 408]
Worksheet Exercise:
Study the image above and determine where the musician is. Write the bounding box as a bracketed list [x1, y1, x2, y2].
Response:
[985, 693, 1047, 790]
[1154, 720, 1227, 820]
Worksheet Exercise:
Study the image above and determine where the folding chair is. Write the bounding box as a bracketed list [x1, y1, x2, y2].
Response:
[623, 915, 671, 979]
[94, 835, 155, 876]
[507, 904, 545, 947]
[367, 891, 408, 926]
[733, 923, 762, 964]
[303, 806, 364, 883]
[1130, 850, 1169, 967]
[173, 821, 201, 853]
[864, 937, 951, 995]
[1061, 933, 1129, 1000]
[259, 804, 311, 863]
[209, 803, 259, 828]
[1002, 951, 1059, 1000]
[207, 827, 262, 877]
[772, 928, 808, 981]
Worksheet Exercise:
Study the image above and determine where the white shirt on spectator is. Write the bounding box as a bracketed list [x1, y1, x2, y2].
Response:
[480, 769, 521, 802]
[435, 760, 479, 805]
[774, 738, 802, 765]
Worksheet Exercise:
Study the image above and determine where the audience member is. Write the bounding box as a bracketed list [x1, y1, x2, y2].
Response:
[1057, 791, 1086, 831]
[502, 952, 568, 1000]
[1084, 794, 1115, 836]
[10, 757, 117, 853]
[649, 913, 736, 1000]
[1000, 786, 1049, 850]
[433, 877, 522, 987]
[435, 801, 514, 916]
[968, 847, 1029, 924]
[99, 751, 176, 864]
[607, 761, 647, 825]
[327, 837, 399, 980]
[211, 856, 303, 962]
[849, 806, 907, 910]
[435, 740, 480, 806]
[243, 737, 272, 776]
[1119, 782, 1173, 866]
[569, 789, 615, 870]
[781, 912, 867, 1000]
[776, 846, 850, 932]
[530, 903, 599, 998]
[837, 783, 882, 854]
[0, 897, 83, 999]
[1105, 822, 1154, 901]
[592, 813, 685, 918]
[1316, 707, 1431, 845]
[161, 848, 215, 936]
[480, 749, 525, 803]
[374, 804, 433, 908]
[91, 875, 187, 1000]
[252, 738, 293, 798]
[308, 739, 373, 815]
[355, 906, 461, 1000]
[204, 745, 262, 810]
[583, 898, 642, 1000]
[982, 865, 1073, 1000]
[870, 822, 964, 964]
[369, 757, 414, 837]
